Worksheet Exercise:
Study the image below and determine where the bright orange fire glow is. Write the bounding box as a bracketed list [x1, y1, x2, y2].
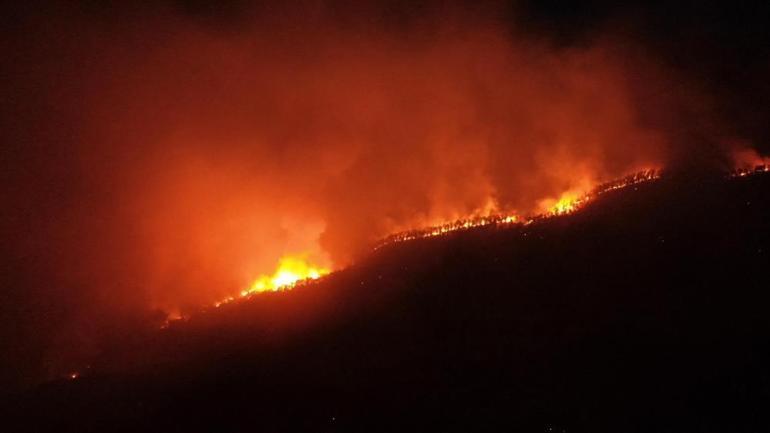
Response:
[139, 165, 770, 337]
[731, 148, 770, 177]
[177, 169, 661, 321]
[243, 256, 329, 295]
[212, 256, 330, 308]
[375, 214, 521, 248]
[374, 169, 661, 250]
[155, 165, 770, 330]
[541, 191, 588, 215]
[181, 169, 659, 319]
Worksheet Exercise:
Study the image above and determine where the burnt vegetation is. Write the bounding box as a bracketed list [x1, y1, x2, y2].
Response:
[5, 173, 770, 433]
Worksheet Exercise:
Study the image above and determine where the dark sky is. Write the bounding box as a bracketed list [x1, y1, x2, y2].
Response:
[1, 0, 768, 391]
[527, 0, 770, 150]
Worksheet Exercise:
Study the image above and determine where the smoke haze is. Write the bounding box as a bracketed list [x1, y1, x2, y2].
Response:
[1, 1, 768, 388]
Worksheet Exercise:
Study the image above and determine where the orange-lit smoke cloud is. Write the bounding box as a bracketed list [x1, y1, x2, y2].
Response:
[4, 2, 751, 380]
[110, 19, 670, 305]
[8, 5, 674, 311]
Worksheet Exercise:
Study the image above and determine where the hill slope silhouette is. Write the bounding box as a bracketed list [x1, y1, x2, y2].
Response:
[6, 173, 770, 433]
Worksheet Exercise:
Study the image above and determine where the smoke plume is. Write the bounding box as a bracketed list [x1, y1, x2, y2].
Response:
[1, 1, 766, 388]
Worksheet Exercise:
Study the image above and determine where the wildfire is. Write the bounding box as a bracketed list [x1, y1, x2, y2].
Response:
[375, 214, 521, 248]
[730, 152, 769, 178]
[374, 169, 661, 250]
[730, 148, 769, 176]
[83, 163, 770, 380]
[115, 163, 770, 350]
[732, 165, 770, 177]
[159, 255, 329, 327]
[540, 191, 590, 216]
[213, 256, 330, 308]
[242, 256, 329, 295]
[160, 309, 185, 329]
[198, 168, 663, 318]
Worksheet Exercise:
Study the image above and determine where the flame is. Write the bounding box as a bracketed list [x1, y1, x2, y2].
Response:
[731, 148, 769, 177]
[374, 169, 661, 249]
[165, 169, 666, 325]
[158, 166, 770, 327]
[243, 256, 329, 295]
[68, 165, 770, 383]
[161, 255, 329, 326]
[541, 191, 588, 215]
[374, 213, 521, 248]
[160, 309, 185, 329]
[212, 256, 330, 308]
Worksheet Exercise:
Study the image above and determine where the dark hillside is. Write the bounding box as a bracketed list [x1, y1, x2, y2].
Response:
[5, 173, 770, 433]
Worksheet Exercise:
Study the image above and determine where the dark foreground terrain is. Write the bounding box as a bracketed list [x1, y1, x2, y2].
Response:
[5, 173, 770, 432]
